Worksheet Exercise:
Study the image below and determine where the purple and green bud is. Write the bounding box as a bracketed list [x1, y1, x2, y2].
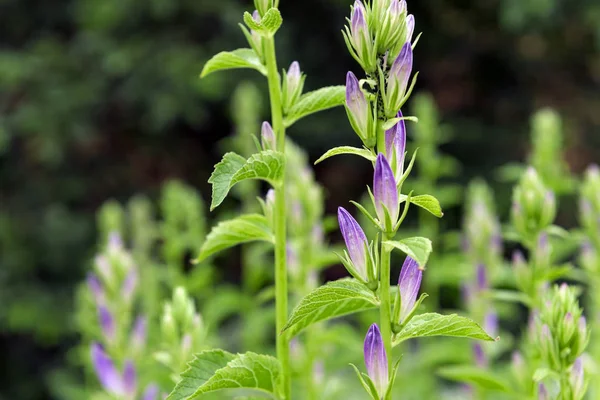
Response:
[538, 383, 549, 400]
[384, 111, 406, 179]
[142, 384, 160, 400]
[122, 267, 138, 303]
[338, 207, 370, 282]
[344, 1, 376, 72]
[123, 360, 137, 398]
[364, 323, 389, 396]
[384, 42, 413, 117]
[512, 167, 556, 238]
[473, 343, 486, 367]
[570, 357, 585, 400]
[91, 343, 125, 396]
[282, 61, 305, 112]
[345, 71, 372, 144]
[475, 264, 487, 292]
[87, 273, 104, 304]
[261, 121, 276, 150]
[398, 256, 423, 323]
[98, 305, 116, 343]
[374, 154, 399, 230]
[131, 315, 147, 351]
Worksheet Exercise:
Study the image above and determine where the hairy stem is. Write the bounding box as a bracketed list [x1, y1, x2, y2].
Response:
[379, 239, 393, 371]
[264, 35, 291, 398]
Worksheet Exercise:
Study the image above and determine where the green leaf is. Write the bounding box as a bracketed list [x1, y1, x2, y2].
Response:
[400, 194, 443, 218]
[200, 49, 266, 78]
[208, 152, 246, 211]
[209, 151, 284, 210]
[231, 150, 285, 187]
[167, 349, 236, 400]
[169, 352, 282, 400]
[284, 86, 346, 127]
[314, 146, 376, 165]
[437, 365, 512, 393]
[196, 214, 273, 261]
[283, 279, 379, 337]
[383, 237, 432, 267]
[243, 8, 283, 36]
[393, 313, 495, 346]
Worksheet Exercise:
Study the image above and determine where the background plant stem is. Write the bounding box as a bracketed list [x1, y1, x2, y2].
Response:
[264, 35, 291, 398]
[379, 239, 393, 371]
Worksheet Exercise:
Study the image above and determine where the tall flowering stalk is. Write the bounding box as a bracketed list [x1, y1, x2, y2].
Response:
[169, 1, 494, 399]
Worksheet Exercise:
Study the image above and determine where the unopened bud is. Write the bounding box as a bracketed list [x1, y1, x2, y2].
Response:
[261, 121, 276, 150]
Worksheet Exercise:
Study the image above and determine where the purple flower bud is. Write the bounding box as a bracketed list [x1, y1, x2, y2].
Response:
[131, 315, 147, 350]
[91, 343, 124, 395]
[538, 383, 549, 400]
[252, 10, 261, 23]
[98, 306, 116, 342]
[398, 256, 423, 322]
[405, 14, 415, 43]
[261, 121, 276, 150]
[484, 312, 498, 337]
[123, 360, 137, 397]
[122, 267, 138, 303]
[473, 343, 486, 367]
[512, 250, 526, 269]
[387, 42, 413, 108]
[87, 273, 104, 304]
[384, 111, 406, 177]
[338, 207, 369, 281]
[142, 384, 160, 400]
[313, 360, 325, 385]
[287, 61, 301, 91]
[475, 264, 487, 292]
[512, 351, 524, 369]
[182, 334, 193, 353]
[570, 357, 584, 395]
[350, 1, 369, 49]
[108, 232, 123, 252]
[95, 255, 113, 283]
[345, 71, 369, 139]
[374, 154, 399, 226]
[364, 323, 388, 396]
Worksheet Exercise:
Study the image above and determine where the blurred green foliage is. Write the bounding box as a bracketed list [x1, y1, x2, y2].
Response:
[0, 0, 599, 398]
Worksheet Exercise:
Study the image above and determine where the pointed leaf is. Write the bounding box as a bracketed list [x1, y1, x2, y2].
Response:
[169, 352, 282, 399]
[230, 150, 285, 187]
[437, 365, 512, 393]
[284, 86, 346, 127]
[314, 146, 376, 165]
[243, 8, 283, 36]
[400, 194, 443, 218]
[383, 237, 432, 267]
[167, 349, 236, 400]
[201, 49, 266, 78]
[283, 279, 379, 337]
[393, 313, 495, 346]
[209, 151, 285, 211]
[196, 214, 273, 261]
[209, 152, 247, 211]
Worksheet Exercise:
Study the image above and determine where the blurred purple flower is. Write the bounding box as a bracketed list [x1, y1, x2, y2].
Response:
[91, 343, 124, 396]
[142, 384, 160, 400]
[98, 306, 116, 342]
[123, 360, 137, 398]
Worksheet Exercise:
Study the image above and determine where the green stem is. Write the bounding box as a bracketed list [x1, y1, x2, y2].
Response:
[264, 35, 290, 398]
[379, 239, 393, 371]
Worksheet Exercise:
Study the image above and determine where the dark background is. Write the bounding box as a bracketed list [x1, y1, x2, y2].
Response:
[0, 0, 599, 398]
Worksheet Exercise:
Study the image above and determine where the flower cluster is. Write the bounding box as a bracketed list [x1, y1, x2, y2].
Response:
[344, 0, 418, 148]
[533, 285, 589, 400]
[87, 233, 159, 400]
